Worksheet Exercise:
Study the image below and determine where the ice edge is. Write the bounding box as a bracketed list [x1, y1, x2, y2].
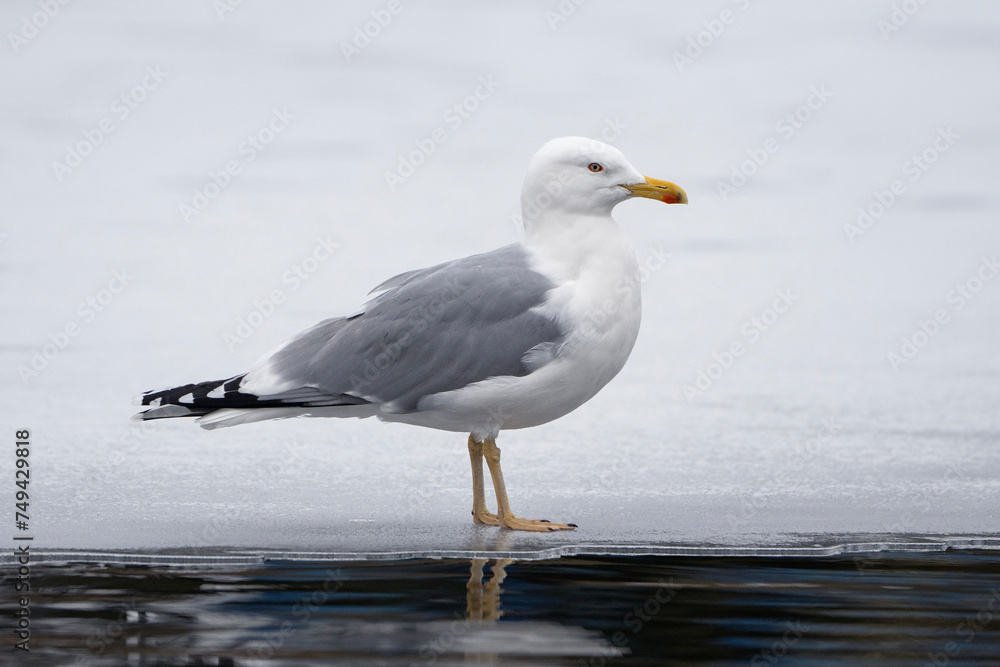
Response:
[4, 536, 999, 566]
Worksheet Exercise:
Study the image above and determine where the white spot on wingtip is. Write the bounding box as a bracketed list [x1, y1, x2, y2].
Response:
[178, 393, 194, 404]
[207, 386, 225, 399]
[242, 363, 296, 396]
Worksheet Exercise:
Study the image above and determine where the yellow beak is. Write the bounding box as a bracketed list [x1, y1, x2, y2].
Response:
[622, 176, 688, 204]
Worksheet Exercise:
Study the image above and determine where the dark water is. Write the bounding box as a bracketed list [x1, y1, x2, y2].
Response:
[5, 551, 1000, 666]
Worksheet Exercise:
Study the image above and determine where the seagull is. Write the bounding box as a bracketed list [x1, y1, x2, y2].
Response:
[134, 136, 687, 532]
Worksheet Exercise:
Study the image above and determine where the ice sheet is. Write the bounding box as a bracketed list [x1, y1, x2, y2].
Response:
[2, 1, 998, 562]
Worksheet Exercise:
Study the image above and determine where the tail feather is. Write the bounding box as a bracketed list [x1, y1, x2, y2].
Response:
[132, 374, 370, 426]
[134, 376, 242, 407]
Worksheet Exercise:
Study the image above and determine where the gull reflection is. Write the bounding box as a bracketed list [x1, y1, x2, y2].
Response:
[467, 558, 512, 623]
[463, 558, 511, 662]
[456, 557, 621, 664]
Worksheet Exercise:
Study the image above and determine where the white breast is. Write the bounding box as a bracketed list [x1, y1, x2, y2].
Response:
[526, 218, 642, 409]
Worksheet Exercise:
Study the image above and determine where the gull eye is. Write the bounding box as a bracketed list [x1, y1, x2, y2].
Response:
[588, 162, 604, 173]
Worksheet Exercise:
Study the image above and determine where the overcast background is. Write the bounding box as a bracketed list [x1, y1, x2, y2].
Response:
[2, 1, 998, 554]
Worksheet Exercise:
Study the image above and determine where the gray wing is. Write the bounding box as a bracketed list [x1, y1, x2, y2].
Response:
[245, 244, 564, 412]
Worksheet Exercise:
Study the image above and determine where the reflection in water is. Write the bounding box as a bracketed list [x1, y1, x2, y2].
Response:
[3, 552, 1000, 665]
[466, 558, 510, 623]
[466, 559, 502, 665]
[417, 558, 617, 665]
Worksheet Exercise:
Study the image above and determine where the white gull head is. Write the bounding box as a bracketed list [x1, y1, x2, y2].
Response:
[519, 136, 687, 229]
